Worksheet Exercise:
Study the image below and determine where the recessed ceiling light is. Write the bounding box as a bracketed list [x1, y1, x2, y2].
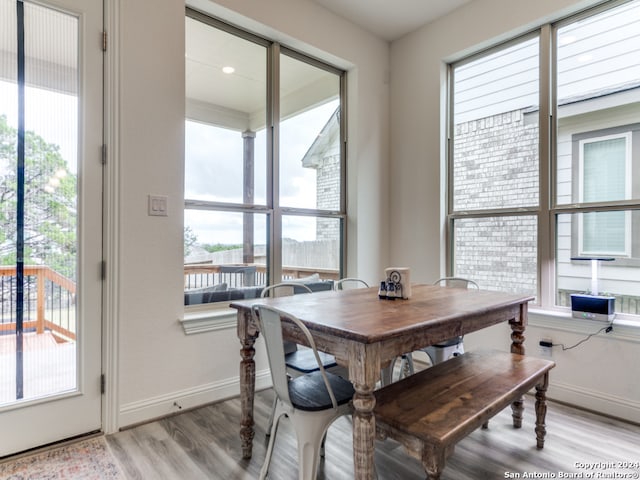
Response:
[222, 66, 235, 74]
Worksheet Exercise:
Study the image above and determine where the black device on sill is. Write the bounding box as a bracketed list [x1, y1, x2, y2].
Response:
[569, 257, 615, 321]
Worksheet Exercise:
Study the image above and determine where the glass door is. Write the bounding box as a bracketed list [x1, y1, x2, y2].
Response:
[0, 0, 103, 455]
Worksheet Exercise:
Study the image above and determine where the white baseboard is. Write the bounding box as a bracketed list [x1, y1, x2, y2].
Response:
[548, 380, 640, 424]
[117, 369, 640, 430]
[118, 369, 272, 429]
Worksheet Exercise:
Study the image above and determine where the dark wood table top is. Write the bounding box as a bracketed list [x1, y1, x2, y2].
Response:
[230, 284, 534, 344]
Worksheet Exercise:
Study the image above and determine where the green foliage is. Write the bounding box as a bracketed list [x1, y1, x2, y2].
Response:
[202, 243, 242, 253]
[184, 226, 198, 257]
[0, 114, 77, 279]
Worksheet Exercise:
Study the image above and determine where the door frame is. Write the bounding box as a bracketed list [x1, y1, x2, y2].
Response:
[0, 0, 106, 454]
[102, 0, 120, 435]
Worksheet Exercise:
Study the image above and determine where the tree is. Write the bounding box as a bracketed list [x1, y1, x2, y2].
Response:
[0, 114, 77, 279]
[184, 226, 198, 257]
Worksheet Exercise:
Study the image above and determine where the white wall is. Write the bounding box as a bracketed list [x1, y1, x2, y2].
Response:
[109, 0, 639, 431]
[110, 0, 390, 429]
[463, 315, 640, 423]
[389, 0, 602, 281]
[389, 0, 640, 422]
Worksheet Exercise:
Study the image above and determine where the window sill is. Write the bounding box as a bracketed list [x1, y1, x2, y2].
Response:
[528, 307, 640, 342]
[179, 304, 238, 335]
[177, 303, 640, 339]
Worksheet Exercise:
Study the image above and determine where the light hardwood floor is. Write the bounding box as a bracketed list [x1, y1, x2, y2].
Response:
[107, 388, 640, 479]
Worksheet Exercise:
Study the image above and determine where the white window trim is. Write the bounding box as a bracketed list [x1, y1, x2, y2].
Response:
[180, 304, 239, 335]
[577, 132, 632, 257]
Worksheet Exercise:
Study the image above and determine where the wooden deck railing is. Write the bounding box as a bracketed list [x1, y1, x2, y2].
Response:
[1, 263, 340, 337]
[184, 263, 340, 289]
[0, 265, 76, 341]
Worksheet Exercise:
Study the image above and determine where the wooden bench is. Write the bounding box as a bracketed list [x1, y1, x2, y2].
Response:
[374, 350, 555, 479]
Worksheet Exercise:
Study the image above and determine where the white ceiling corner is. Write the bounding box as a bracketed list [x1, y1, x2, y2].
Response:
[309, 0, 474, 41]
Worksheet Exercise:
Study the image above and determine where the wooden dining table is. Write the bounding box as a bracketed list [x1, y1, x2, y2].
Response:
[230, 283, 534, 479]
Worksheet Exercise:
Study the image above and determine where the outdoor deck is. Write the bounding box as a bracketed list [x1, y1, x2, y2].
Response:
[0, 332, 76, 406]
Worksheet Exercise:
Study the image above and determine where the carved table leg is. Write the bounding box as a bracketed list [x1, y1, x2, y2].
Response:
[509, 303, 528, 428]
[511, 396, 524, 429]
[353, 386, 377, 479]
[509, 312, 526, 356]
[421, 443, 446, 480]
[350, 344, 380, 480]
[535, 372, 549, 449]
[238, 309, 259, 459]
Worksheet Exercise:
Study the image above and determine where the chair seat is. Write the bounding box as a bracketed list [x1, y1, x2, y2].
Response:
[285, 349, 338, 374]
[289, 371, 355, 411]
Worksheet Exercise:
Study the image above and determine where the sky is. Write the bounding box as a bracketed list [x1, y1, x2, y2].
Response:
[184, 99, 339, 245]
[1, 77, 339, 247]
[0, 80, 78, 172]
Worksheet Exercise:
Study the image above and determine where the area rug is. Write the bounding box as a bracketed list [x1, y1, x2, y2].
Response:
[0, 437, 125, 480]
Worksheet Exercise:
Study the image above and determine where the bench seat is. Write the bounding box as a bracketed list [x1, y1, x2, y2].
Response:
[374, 349, 555, 479]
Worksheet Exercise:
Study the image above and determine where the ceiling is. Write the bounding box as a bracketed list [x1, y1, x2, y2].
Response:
[185, 0, 476, 129]
[309, 0, 474, 41]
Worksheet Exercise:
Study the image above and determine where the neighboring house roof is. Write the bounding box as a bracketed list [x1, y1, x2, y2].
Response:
[558, 80, 640, 107]
[521, 81, 640, 117]
[301, 107, 340, 169]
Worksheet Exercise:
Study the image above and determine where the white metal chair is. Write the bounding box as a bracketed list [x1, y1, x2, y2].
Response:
[261, 283, 341, 435]
[421, 277, 479, 365]
[253, 304, 354, 480]
[334, 277, 370, 290]
[261, 283, 339, 376]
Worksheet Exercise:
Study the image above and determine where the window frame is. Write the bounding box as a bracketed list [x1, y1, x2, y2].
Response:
[183, 8, 347, 314]
[446, 0, 640, 321]
[446, 30, 542, 302]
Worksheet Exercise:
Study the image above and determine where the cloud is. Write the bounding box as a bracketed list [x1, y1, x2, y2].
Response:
[185, 100, 337, 207]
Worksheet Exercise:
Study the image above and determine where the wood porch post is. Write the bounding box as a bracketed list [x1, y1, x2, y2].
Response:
[242, 130, 255, 266]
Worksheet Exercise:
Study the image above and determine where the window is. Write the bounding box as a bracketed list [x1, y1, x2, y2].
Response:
[578, 132, 631, 257]
[184, 10, 345, 306]
[449, 35, 540, 298]
[448, 0, 640, 317]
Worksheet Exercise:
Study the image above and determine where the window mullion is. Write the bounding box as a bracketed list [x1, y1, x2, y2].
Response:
[446, 63, 456, 277]
[539, 23, 553, 309]
[269, 43, 281, 286]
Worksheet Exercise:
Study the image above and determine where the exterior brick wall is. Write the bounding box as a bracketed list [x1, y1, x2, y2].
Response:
[453, 109, 538, 210]
[453, 109, 538, 295]
[315, 154, 341, 241]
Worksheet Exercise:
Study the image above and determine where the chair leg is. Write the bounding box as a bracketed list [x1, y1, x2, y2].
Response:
[397, 353, 415, 381]
[260, 405, 285, 480]
[423, 347, 436, 366]
[266, 396, 277, 436]
[291, 413, 334, 480]
[403, 353, 415, 377]
[380, 357, 396, 386]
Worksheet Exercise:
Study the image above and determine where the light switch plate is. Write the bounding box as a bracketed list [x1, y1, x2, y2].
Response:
[148, 195, 168, 216]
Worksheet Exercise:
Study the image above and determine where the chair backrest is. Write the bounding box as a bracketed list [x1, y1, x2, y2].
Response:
[261, 283, 314, 355]
[334, 278, 370, 291]
[252, 304, 338, 409]
[260, 282, 313, 298]
[433, 277, 479, 289]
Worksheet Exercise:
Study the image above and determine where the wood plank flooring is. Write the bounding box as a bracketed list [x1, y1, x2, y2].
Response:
[107, 389, 640, 479]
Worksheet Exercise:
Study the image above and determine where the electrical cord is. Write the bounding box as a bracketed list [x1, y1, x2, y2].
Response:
[553, 323, 614, 351]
